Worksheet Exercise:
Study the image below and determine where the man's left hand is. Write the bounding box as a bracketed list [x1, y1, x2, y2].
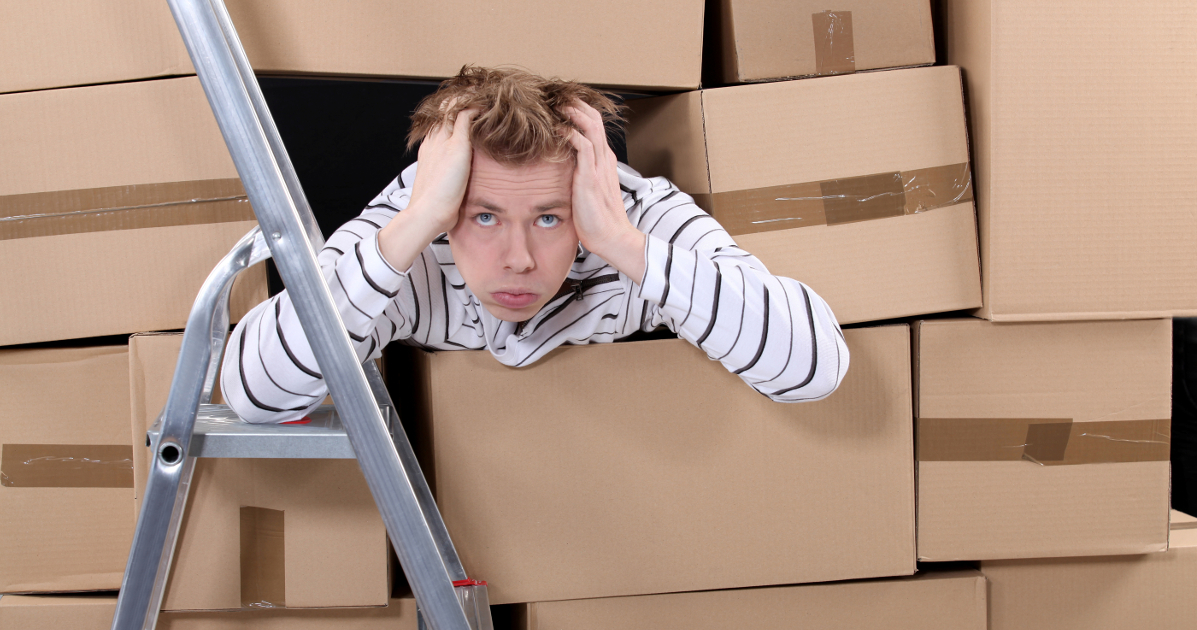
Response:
[564, 102, 647, 282]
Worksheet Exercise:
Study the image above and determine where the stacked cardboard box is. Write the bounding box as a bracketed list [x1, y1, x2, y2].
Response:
[6, 0, 1191, 626]
[0, 77, 268, 346]
[1, 0, 706, 94]
[707, 0, 936, 83]
[391, 0, 982, 620]
[626, 63, 980, 325]
[0, 346, 136, 594]
[0, 593, 419, 629]
[981, 510, 1197, 630]
[914, 318, 1172, 561]
[1, 1, 714, 625]
[128, 333, 390, 612]
[398, 325, 915, 604]
[0, 64, 269, 608]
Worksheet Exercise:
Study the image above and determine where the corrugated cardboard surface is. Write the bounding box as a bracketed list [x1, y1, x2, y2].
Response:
[712, 0, 935, 82]
[0, 77, 235, 197]
[0, 78, 266, 345]
[522, 569, 986, 630]
[222, 0, 703, 89]
[627, 66, 980, 325]
[128, 334, 388, 612]
[0, 0, 192, 94]
[915, 318, 1172, 561]
[0, 346, 135, 593]
[0, 594, 418, 629]
[941, 0, 1197, 321]
[1, 0, 702, 92]
[411, 326, 915, 604]
[0, 594, 118, 629]
[981, 511, 1197, 630]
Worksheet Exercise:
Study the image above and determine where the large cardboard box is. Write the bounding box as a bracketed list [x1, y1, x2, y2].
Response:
[1, 1, 703, 93]
[915, 318, 1172, 561]
[627, 65, 980, 325]
[0, 0, 192, 95]
[0, 594, 419, 630]
[518, 569, 986, 630]
[401, 325, 916, 604]
[708, 0, 935, 83]
[0, 76, 267, 346]
[939, 0, 1197, 321]
[0, 345, 135, 593]
[981, 510, 1197, 630]
[129, 333, 389, 612]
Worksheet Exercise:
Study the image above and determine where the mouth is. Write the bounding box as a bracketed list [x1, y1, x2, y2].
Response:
[491, 291, 541, 309]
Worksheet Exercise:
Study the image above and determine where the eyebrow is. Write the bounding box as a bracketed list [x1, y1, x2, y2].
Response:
[473, 199, 570, 213]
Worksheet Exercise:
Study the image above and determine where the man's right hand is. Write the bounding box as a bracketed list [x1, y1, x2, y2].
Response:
[377, 108, 477, 272]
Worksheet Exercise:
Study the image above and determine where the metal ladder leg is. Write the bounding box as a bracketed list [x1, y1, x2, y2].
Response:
[112, 228, 270, 630]
[110, 1, 489, 628]
[198, 0, 481, 605]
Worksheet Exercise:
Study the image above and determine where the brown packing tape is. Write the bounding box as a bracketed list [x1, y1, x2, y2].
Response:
[917, 418, 1171, 466]
[0, 178, 254, 241]
[241, 506, 286, 609]
[708, 162, 973, 236]
[812, 11, 856, 76]
[1, 444, 134, 488]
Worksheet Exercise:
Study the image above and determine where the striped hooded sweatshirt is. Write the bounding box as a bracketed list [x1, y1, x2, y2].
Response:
[222, 162, 850, 423]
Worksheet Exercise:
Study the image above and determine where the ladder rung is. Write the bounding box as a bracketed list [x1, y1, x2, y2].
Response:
[146, 404, 392, 459]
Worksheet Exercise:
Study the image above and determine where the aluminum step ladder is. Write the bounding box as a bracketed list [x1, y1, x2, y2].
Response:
[110, 1, 492, 629]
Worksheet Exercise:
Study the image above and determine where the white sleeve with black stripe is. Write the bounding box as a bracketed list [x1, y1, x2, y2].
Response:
[631, 175, 850, 403]
[220, 175, 423, 423]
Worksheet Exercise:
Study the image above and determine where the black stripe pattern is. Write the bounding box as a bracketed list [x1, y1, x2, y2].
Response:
[222, 162, 849, 423]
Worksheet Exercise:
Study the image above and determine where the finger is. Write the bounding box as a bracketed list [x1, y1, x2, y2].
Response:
[566, 129, 596, 172]
[565, 104, 608, 168]
[451, 107, 478, 142]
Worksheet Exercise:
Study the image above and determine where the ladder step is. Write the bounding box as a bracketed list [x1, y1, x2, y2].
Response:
[146, 404, 393, 459]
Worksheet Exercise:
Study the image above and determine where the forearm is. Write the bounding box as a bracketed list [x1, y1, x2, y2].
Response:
[638, 236, 849, 402]
[223, 207, 420, 423]
[586, 225, 646, 285]
[220, 295, 328, 423]
[377, 203, 447, 273]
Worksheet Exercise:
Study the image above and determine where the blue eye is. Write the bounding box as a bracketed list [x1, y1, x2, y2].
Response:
[476, 213, 497, 226]
[536, 215, 559, 228]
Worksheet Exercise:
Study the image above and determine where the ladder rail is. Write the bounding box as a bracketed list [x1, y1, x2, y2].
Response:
[141, 2, 474, 629]
[204, 0, 468, 579]
[112, 228, 271, 630]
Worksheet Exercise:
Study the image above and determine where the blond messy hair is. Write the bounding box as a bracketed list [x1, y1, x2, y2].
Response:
[407, 66, 625, 166]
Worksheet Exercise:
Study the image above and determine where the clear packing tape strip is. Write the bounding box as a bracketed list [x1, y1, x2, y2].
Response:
[1, 443, 134, 488]
[917, 418, 1171, 466]
[693, 162, 973, 237]
[813, 10, 855, 76]
[241, 506, 286, 609]
[0, 178, 253, 241]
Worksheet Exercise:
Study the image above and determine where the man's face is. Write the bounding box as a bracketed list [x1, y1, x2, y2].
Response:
[447, 150, 579, 322]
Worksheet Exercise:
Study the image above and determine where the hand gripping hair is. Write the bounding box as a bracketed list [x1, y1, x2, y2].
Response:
[407, 65, 625, 166]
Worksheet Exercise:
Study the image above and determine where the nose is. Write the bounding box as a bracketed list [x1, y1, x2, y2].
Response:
[502, 225, 536, 273]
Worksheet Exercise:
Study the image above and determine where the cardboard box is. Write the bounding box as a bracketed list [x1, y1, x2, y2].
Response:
[0, 345, 135, 593]
[939, 0, 1197, 321]
[0, 76, 267, 346]
[0, 0, 192, 95]
[0, 594, 418, 630]
[129, 333, 389, 612]
[708, 0, 935, 83]
[627, 65, 980, 326]
[1, 1, 704, 93]
[981, 510, 1197, 630]
[518, 569, 986, 630]
[915, 318, 1172, 561]
[401, 325, 916, 604]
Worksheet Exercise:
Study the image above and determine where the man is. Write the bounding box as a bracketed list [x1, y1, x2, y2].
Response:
[223, 66, 849, 424]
